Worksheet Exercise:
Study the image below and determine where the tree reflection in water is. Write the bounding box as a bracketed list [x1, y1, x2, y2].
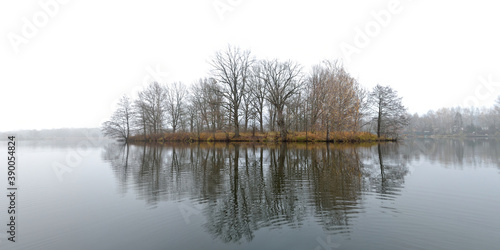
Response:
[359, 143, 409, 196]
[102, 142, 410, 243]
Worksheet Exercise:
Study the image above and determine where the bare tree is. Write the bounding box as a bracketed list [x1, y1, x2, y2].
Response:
[133, 98, 148, 136]
[206, 79, 226, 131]
[191, 78, 225, 133]
[288, 92, 302, 132]
[369, 84, 408, 138]
[137, 82, 168, 135]
[191, 80, 210, 131]
[102, 95, 133, 142]
[258, 59, 303, 141]
[266, 102, 277, 132]
[321, 60, 363, 135]
[354, 86, 370, 132]
[241, 88, 254, 133]
[248, 64, 267, 132]
[165, 82, 187, 133]
[306, 64, 329, 132]
[210, 45, 253, 137]
[186, 102, 197, 133]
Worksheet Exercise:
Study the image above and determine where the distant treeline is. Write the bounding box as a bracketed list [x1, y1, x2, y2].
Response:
[102, 45, 409, 142]
[406, 100, 500, 136]
[0, 128, 102, 140]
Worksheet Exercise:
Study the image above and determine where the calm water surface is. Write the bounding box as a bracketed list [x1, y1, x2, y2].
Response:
[1, 139, 500, 249]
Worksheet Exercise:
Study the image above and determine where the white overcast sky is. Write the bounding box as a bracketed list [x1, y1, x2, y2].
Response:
[1, 0, 499, 131]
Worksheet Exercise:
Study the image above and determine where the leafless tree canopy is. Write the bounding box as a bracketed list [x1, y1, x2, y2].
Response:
[210, 45, 254, 138]
[369, 84, 408, 138]
[190, 78, 225, 134]
[102, 95, 133, 141]
[166, 82, 187, 133]
[248, 64, 268, 132]
[304, 60, 367, 140]
[257, 59, 303, 140]
[136, 81, 168, 135]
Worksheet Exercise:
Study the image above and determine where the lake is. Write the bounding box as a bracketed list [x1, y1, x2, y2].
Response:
[1, 138, 499, 249]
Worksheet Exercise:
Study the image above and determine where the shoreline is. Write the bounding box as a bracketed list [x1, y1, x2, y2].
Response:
[125, 131, 397, 144]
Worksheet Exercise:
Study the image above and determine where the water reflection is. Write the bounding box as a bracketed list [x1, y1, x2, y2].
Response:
[400, 138, 500, 170]
[102, 142, 415, 243]
[361, 143, 409, 196]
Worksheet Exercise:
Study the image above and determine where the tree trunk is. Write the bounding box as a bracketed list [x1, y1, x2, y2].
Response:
[305, 110, 308, 142]
[233, 110, 240, 138]
[277, 108, 287, 141]
[189, 115, 193, 133]
[270, 109, 276, 132]
[259, 111, 264, 133]
[377, 100, 382, 138]
[244, 114, 248, 133]
[126, 116, 130, 143]
[326, 119, 329, 142]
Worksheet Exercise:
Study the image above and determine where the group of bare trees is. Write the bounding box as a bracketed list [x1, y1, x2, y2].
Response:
[102, 45, 409, 142]
[102, 82, 188, 142]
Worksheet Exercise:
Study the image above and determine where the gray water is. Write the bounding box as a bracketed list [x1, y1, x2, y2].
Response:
[1, 139, 499, 249]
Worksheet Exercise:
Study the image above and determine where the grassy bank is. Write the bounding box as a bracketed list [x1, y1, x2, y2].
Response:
[128, 131, 394, 143]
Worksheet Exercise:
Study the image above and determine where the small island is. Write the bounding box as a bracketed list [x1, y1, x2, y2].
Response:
[102, 46, 408, 144]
